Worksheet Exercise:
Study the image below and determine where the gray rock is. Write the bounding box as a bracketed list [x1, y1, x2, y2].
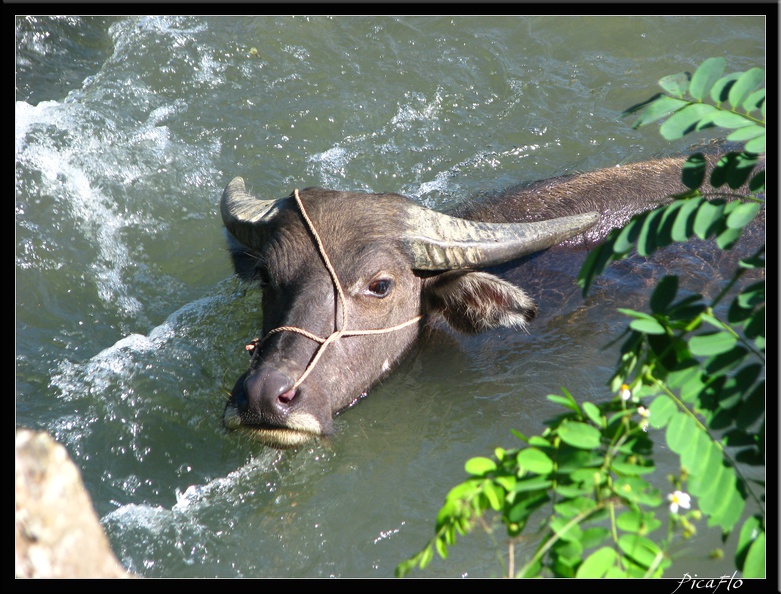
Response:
[15, 428, 134, 578]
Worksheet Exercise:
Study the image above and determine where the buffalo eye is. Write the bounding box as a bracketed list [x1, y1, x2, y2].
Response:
[366, 277, 393, 298]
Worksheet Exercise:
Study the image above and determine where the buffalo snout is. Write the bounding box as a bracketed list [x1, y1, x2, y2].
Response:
[224, 364, 327, 449]
[243, 367, 298, 421]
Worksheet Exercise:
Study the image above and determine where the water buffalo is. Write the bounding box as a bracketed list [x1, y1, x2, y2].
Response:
[221, 155, 761, 448]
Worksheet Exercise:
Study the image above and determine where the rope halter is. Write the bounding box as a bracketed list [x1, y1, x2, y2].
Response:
[248, 188, 423, 391]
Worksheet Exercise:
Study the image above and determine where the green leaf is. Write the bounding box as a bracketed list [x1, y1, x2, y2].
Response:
[666, 359, 701, 388]
[689, 331, 737, 356]
[512, 475, 553, 493]
[617, 510, 645, 533]
[728, 67, 765, 110]
[617, 534, 664, 569]
[547, 387, 581, 414]
[558, 421, 602, 449]
[581, 526, 610, 549]
[736, 515, 763, 571]
[692, 200, 723, 238]
[742, 88, 765, 112]
[511, 429, 529, 443]
[576, 547, 619, 578]
[670, 197, 703, 241]
[615, 509, 660, 535]
[615, 476, 661, 507]
[659, 103, 718, 140]
[710, 72, 741, 104]
[726, 125, 765, 143]
[636, 207, 663, 257]
[706, 110, 754, 129]
[689, 57, 725, 100]
[743, 531, 765, 578]
[617, 510, 661, 535]
[666, 412, 697, 455]
[482, 479, 505, 511]
[528, 435, 551, 447]
[700, 312, 725, 330]
[627, 315, 666, 335]
[464, 457, 497, 476]
[434, 537, 448, 559]
[444, 478, 482, 502]
[506, 490, 549, 524]
[613, 218, 642, 254]
[494, 474, 517, 492]
[658, 71, 690, 96]
[516, 447, 554, 475]
[700, 465, 745, 532]
[554, 496, 596, 518]
[716, 226, 743, 250]
[622, 92, 665, 117]
[555, 483, 591, 498]
[632, 319, 668, 335]
[516, 558, 543, 578]
[611, 455, 655, 476]
[726, 201, 762, 230]
[680, 425, 716, 478]
[737, 281, 764, 309]
[630, 95, 689, 128]
[550, 517, 583, 542]
[745, 135, 765, 154]
[582, 401, 603, 427]
[605, 566, 629, 578]
[655, 202, 683, 250]
[421, 546, 434, 566]
[647, 395, 677, 429]
[557, 449, 603, 474]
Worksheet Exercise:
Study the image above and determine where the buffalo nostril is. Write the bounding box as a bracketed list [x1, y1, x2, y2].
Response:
[245, 368, 298, 416]
[278, 388, 296, 405]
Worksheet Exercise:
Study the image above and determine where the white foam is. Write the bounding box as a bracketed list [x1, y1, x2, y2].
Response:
[17, 17, 224, 321]
[390, 90, 443, 126]
[307, 146, 351, 187]
[16, 97, 148, 316]
[49, 294, 220, 407]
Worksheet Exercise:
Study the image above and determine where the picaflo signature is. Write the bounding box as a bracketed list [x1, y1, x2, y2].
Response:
[671, 572, 744, 594]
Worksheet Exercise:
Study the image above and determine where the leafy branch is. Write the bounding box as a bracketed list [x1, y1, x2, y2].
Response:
[397, 58, 765, 579]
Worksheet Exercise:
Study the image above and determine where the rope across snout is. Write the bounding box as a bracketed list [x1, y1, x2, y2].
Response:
[249, 189, 423, 390]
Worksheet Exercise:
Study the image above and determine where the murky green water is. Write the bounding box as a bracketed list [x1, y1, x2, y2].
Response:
[16, 15, 765, 578]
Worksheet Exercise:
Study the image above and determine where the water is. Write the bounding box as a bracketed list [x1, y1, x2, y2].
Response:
[16, 15, 766, 578]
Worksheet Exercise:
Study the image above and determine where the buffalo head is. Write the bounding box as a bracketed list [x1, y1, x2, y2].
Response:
[221, 177, 597, 447]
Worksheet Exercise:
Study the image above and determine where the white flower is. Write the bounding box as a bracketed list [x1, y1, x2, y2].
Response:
[667, 490, 691, 513]
[620, 384, 632, 401]
[637, 406, 650, 430]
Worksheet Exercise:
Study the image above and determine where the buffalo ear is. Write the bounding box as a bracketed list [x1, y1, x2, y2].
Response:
[226, 233, 263, 282]
[423, 270, 537, 334]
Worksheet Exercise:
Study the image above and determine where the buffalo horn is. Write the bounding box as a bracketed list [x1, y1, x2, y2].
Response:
[220, 177, 285, 250]
[403, 206, 600, 270]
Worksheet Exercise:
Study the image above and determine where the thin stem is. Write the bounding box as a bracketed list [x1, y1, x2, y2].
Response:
[515, 504, 604, 577]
